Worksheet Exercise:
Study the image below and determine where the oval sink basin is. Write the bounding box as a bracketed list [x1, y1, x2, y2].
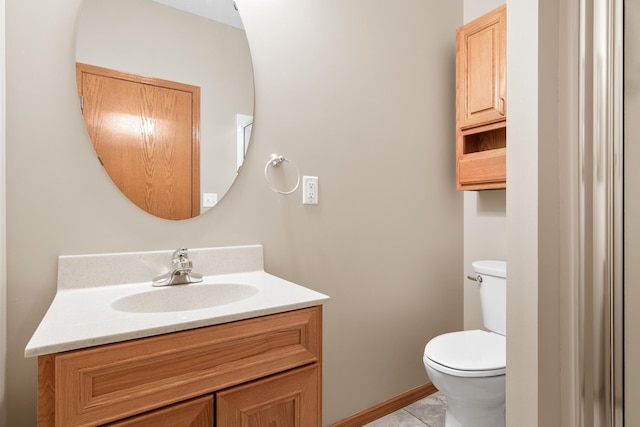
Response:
[111, 284, 259, 313]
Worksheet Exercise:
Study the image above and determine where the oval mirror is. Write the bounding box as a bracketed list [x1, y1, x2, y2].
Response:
[75, 0, 254, 220]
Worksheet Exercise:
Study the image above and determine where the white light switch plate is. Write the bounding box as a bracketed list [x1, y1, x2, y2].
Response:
[203, 193, 218, 208]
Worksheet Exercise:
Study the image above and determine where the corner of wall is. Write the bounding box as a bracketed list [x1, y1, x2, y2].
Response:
[463, 190, 507, 330]
[0, 0, 7, 423]
[461, 0, 508, 332]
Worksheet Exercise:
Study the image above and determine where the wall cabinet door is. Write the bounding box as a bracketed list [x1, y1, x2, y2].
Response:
[104, 396, 213, 427]
[216, 364, 321, 427]
[455, 5, 507, 191]
[456, 5, 506, 130]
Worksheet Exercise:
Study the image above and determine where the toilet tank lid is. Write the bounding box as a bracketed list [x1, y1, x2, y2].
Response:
[472, 260, 506, 278]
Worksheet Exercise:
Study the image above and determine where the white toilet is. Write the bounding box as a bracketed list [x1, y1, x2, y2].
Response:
[423, 260, 506, 427]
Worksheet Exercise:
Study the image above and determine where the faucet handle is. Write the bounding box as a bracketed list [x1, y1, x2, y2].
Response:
[171, 248, 193, 270]
[153, 248, 201, 286]
[172, 248, 189, 263]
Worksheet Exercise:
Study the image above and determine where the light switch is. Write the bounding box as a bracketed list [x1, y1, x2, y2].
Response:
[203, 193, 218, 208]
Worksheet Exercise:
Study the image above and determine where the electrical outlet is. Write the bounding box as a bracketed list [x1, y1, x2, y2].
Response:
[302, 176, 318, 205]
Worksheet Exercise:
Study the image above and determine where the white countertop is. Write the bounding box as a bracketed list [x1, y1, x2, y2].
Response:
[25, 246, 329, 357]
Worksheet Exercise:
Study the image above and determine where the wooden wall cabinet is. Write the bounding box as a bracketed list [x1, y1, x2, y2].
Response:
[456, 5, 507, 190]
[37, 306, 322, 427]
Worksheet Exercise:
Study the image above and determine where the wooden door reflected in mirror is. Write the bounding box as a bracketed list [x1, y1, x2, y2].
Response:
[77, 63, 200, 220]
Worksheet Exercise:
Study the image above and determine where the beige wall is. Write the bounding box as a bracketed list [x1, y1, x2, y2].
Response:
[464, 0, 505, 22]
[4, 0, 463, 425]
[506, 1, 540, 423]
[506, 0, 566, 425]
[463, 190, 506, 330]
[0, 0, 6, 424]
[506, 0, 542, 421]
[625, 0, 639, 423]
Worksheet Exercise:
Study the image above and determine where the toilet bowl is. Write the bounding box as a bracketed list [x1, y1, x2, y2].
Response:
[423, 261, 507, 427]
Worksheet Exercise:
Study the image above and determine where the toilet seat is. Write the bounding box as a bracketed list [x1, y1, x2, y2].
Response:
[424, 330, 505, 378]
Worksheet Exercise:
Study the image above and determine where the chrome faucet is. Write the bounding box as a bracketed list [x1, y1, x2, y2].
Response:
[152, 248, 203, 287]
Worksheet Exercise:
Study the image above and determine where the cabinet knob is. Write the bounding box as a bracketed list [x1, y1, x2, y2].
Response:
[499, 97, 505, 116]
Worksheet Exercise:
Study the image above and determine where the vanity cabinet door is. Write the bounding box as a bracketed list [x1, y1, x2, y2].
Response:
[216, 364, 321, 427]
[456, 4, 506, 130]
[103, 396, 213, 427]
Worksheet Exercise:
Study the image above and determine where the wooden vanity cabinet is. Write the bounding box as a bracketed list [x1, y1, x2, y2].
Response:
[456, 5, 507, 190]
[217, 363, 320, 426]
[37, 306, 322, 427]
[104, 396, 214, 427]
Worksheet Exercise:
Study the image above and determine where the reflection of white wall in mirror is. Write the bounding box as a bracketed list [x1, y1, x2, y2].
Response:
[237, 114, 253, 171]
[150, 0, 244, 29]
[76, 0, 254, 216]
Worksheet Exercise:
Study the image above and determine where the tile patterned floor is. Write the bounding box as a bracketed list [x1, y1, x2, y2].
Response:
[363, 392, 447, 427]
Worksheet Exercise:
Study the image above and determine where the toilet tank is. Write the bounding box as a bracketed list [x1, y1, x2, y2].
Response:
[472, 260, 507, 336]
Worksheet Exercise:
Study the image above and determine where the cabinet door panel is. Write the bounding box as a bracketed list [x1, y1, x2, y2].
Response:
[216, 364, 320, 427]
[456, 5, 506, 129]
[104, 396, 212, 427]
[455, 5, 507, 190]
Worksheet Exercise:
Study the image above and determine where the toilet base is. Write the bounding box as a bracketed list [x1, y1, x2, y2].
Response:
[424, 364, 505, 427]
[444, 394, 505, 427]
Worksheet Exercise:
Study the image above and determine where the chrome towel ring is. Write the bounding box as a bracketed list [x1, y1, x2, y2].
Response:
[264, 154, 300, 195]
